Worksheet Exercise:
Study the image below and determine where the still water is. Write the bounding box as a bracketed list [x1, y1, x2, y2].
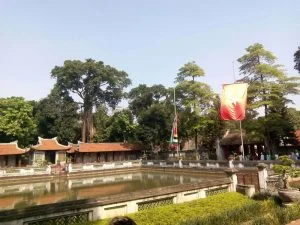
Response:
[0, 171, 219, 211]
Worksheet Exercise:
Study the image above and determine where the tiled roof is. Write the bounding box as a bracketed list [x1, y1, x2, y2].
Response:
[78, 143, 142, 153]
[220, 132, 262, 145]
[0, 142, 26, 155]
[31, 137, 70, 151]
[67, 143, 77, 153]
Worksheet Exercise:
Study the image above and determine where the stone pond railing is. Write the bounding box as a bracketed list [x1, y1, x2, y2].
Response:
[69, 160, 142, 173]
[0, 161, 142, 177]
[0, 178, 233, 225]
[0, 158, 289, 177]
[0, 166, 51, 177]
[141, 159, 282, 169]
[0, 160, 270, 225]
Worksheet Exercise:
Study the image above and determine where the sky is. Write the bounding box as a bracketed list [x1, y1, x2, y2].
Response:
[0, 0, 299, 108]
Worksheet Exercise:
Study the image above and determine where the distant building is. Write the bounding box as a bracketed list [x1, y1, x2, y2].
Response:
[0, 142, 27, 167]
[29, 137, 70, 165]
[220, 129, 300, 159]
[219, 131, 263, 160]
[68, 142, 142, 163]
[0, 137, 143, 167]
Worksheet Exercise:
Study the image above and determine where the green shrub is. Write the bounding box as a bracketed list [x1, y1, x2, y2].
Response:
[92, 193, 257, 225]
[250, 214, 279, 225]
[277, 203, 300, 225]
[87, 193, 300, 225]
[180, 201, 262, 225]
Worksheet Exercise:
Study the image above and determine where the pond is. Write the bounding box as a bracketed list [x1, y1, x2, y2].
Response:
[0, 171, 222, 211]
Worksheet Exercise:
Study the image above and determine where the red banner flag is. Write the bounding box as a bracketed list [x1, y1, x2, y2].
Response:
[220, 83, 248, 121]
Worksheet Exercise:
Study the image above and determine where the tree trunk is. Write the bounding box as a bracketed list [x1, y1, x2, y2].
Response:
[81, 106, 94, 143]
[81, 112, 86, 142]
[194, 129, 198, 160]
[86, 108, 94, 142]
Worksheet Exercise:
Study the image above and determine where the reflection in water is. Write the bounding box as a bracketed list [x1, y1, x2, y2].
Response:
[0, 171, 218, 211]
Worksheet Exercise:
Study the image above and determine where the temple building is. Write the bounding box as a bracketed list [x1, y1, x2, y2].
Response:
[70, 142, 142, 163]
[0, 137, 143, 166]
[29, 137, 71, 165]
[0, 142, 27, 167]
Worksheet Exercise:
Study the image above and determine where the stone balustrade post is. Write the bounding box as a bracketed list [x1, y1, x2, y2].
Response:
[257, 163, 268, 191]
[179, 159, 183, 168]
[224, 168, 238, 192]
[245, 184, 255, 197]
[228, 156, 234, 168]
[46, 165, 51, 174]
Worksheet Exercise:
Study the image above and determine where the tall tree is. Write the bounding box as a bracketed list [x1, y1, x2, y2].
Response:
[51, 59, 131, 142]
[175, 61, 215, 158]
[34, 86, 81, 144]
[0, 97, 37, 147]
[238, 43, 300, 154]
[294, 46, 300, 73]
[128, 84, 155, 118]
[136, 104, 172, 150]
[199, 96, 225, 157]
[128, 84, 167, 118]
[128, 84, 173, 151]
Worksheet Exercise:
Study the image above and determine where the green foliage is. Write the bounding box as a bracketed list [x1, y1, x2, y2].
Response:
[287, 108, 300, 130]
[276, 203, 300, 225]
[238, 43, 300, 154]
[136, 104, 172, 149]
[88, 194, 300, 225]
[176, 81, 214, 114]
[250, 201, 300, 225]
[51, 58, 131, 142]
[294, 46, 300, 73]
[0, 97, 37, 147]
[174, 61, 220, 154]
[175, 61, 205, 83]
[106, 109, 136, 142]
[93, 107, 110, 142]
[93, 192, 256, 225]
[128, 84, 169, 118]
[127, 84, 173, 150]
[34, 85, 81, 144]
[273, 155, 300, 177]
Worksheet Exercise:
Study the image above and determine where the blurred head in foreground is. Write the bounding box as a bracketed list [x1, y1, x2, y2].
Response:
[109, 216, 137, 225]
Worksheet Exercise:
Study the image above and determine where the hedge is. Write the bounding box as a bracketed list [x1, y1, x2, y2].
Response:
[90, 192, 259, 225]
[82, 192, 300, 225]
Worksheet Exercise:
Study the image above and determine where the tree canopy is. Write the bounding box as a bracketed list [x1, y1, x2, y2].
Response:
[33, 85, 80, 144]
[127, 84, 173, 150]
[175, 61, 219, 158]
[0, 97, 37, 147]
[175, 61, 205, 83]
[2, 44, 300, 157]
[238, 43, 300, 154]
[51, 59, 131, 142]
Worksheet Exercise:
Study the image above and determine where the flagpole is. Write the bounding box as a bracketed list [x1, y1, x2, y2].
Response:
[173, 87, 179, 157]
[233, 61, 245, 159]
